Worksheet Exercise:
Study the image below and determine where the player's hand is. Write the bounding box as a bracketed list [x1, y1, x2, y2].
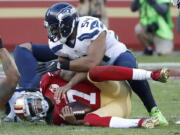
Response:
[54, 84, 71, 101]
[36, 60, 61, 75]
[0, 37, 4, 48]
[59, 106, 77, 124]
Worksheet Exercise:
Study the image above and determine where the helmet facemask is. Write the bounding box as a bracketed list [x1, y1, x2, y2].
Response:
[44, 21, 59, 42]
[14, 92, 49, 121]
[44, 4, 78, 43]
[58, 13, 78, 43]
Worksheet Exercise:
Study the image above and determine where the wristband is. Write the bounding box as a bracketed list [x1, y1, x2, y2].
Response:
[59, 61, 70, 70]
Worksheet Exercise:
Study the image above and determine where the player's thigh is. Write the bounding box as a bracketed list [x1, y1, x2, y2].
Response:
[92, 81, 132, 102]
[31, 43, 58, 62]
[95, 81, 132, 112]
[92, 81, 121, 98]
[92, 97, 131, 118]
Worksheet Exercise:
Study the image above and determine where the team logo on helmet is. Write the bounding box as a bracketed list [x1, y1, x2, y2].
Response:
[14, 92, 49, 121]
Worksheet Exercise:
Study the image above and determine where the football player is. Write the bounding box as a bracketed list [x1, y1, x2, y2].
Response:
[14, 70, 158, 128]
[0, 38, 19, 112]
[10, 41, 168, 123]
[37, 2, 169, 126]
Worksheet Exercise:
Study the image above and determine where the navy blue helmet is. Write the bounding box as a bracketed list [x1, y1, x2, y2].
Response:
[44, 3, 79, 43]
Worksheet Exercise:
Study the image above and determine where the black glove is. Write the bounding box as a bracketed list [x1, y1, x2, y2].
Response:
[0, 38, 4, 48]
[36, 60, 61, 75]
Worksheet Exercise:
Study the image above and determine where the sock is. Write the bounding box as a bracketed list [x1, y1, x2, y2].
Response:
[109, 117, 140, 128]
[89, 66, 152, 82]
[128, 80, 157, 112]
[132, 69, 152, 80]
[84, 113, 140, 128]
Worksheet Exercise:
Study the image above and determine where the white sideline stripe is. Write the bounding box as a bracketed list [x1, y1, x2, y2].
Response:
[0, 62, 179, 68]
[139, 62, 180, 68]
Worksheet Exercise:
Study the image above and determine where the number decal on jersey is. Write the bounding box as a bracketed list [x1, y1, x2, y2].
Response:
[66, 90, 96, 104]
[81, 18, 99, 30]
[90, 20, 99, 30]
[81, 18, 91, 27]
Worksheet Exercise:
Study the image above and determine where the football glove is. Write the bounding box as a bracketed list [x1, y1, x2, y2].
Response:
[36, 60, 61, 75]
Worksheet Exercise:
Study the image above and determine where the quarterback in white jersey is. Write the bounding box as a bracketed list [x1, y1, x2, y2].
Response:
[38, 2, 169, 126]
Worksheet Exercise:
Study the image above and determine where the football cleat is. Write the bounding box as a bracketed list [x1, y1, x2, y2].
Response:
[138, 117, 159, 128]
[149, 107, 169, 126]
[151, 68, 170, 83]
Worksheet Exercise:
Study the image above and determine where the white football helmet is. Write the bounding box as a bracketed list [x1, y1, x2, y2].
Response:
[14, 92, 49, 121]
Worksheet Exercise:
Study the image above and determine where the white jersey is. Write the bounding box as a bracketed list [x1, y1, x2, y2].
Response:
[49, 16, 127, 65]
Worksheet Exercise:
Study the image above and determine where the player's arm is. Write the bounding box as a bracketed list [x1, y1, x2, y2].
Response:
[69, 31, 106, 72]
[54, 72, 87, 99]
[0, 39, 20, 110]
[64, 72, 87, 88]
[38, 31, 106, 73]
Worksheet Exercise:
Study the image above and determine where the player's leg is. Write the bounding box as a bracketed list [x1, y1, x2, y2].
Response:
[84, 81, 158, 128]
[0, 39, 20, 110]
[135, 23, 153, 55]
[92, 92, 131, 118]
[153, 35, 173, 56]
[88, 66, 169, 83]
[84, 113, 158, 128]
[113, 50, 168, 126]
[92, 81, 132, 116]
[13, 43, 57, 88]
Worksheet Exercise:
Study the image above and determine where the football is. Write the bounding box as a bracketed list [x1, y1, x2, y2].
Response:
[66, 102, 93, 120]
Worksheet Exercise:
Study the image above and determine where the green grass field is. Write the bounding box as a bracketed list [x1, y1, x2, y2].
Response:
[0, 55, 180, 135]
